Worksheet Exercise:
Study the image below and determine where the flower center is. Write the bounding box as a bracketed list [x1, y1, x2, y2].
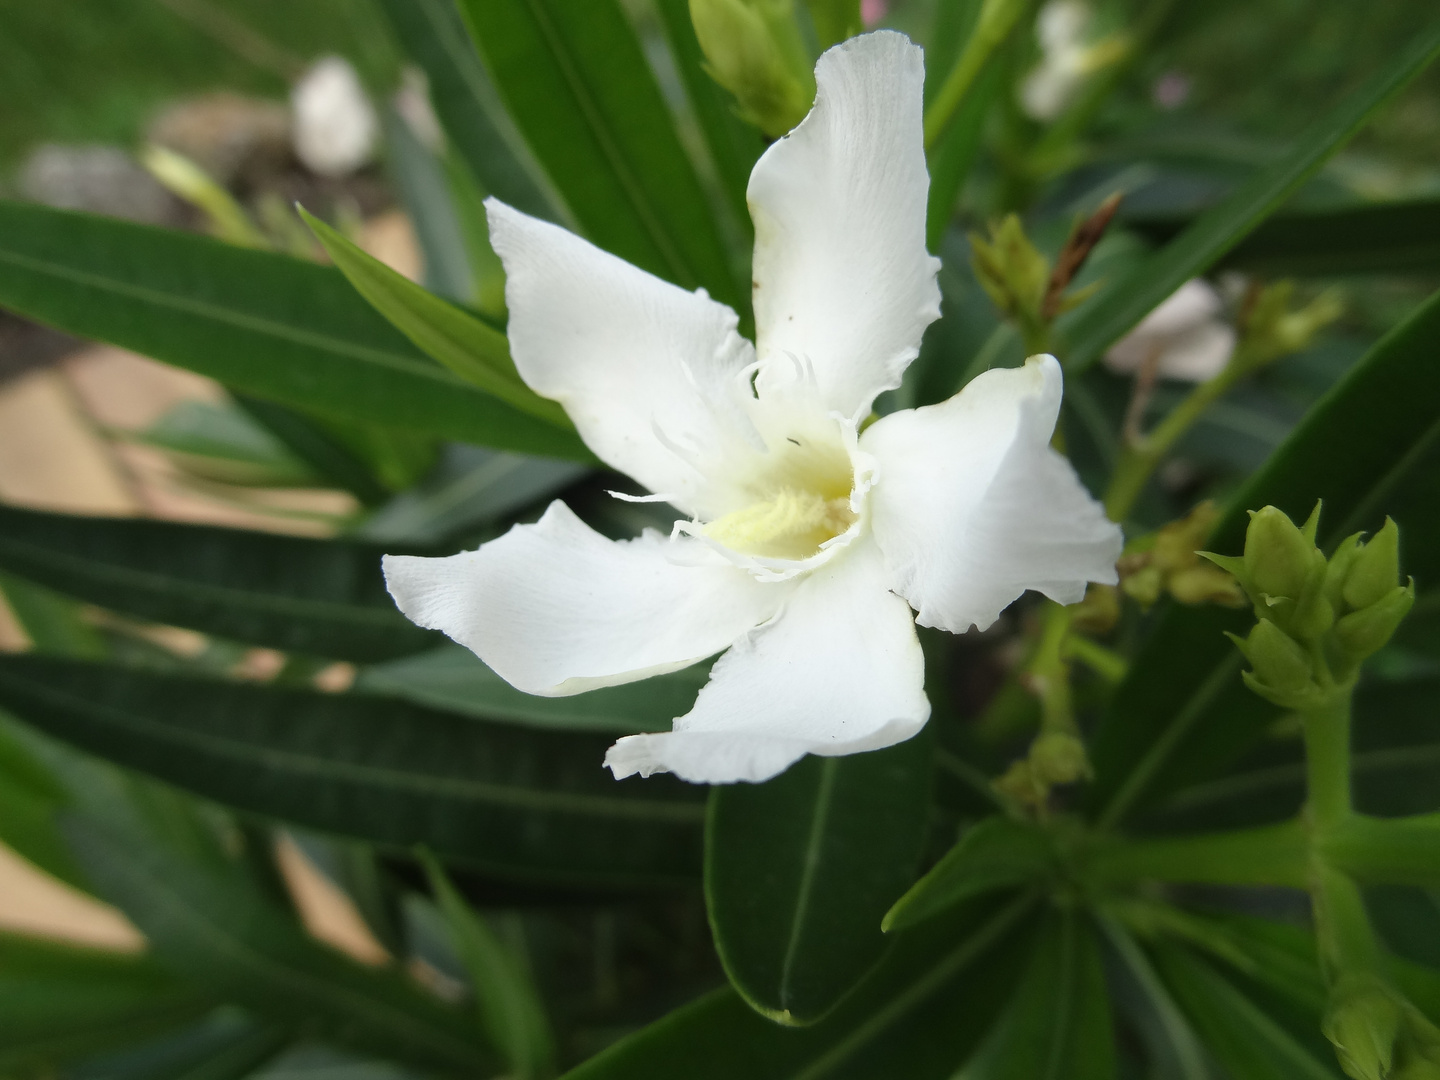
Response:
[702, 432, 858, 561]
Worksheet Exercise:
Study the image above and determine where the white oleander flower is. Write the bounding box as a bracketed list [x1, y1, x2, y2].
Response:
[383, 32, 1121, 785]
[1021, 1, 1127, 121]
[1104, 279, 1236, 383]
[292, 56, 378, 178]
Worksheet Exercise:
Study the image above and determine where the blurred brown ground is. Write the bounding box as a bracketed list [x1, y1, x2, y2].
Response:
[0, 210, 420, 963]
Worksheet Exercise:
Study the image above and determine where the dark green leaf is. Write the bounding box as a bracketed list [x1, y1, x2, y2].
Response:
[0, 201, 588, 459]
[384, 106, 474, 303]
[1089, 287, 1440, 826]
[561, 894, 1036, 1080]
[0, 712, 88, 889]
[375, 0, 563, 222]
[705, 734, 934, 1024]
[0, 505, 438, 662]
[957, 911, 1116, 1080]
[233, 395, 392, 508]
[302, 208, 573, 433]
[457, 0, 744, 308]
[1153, 944, 1342, 1080]
[884, 815, 1056, 931]
[0, 929, 213, 1072]
[0, 656, 707, 886]
[420, 851, 555, 1078]
[125, 400, 322, 488]
[1125, 197, 1440, 278]
[651, 0, 764, 230]
[1060, 24, 1440, 371]
[0, 571, 107, 658]
[62, 816, 498, 1075]
[355, 644, 708, 733]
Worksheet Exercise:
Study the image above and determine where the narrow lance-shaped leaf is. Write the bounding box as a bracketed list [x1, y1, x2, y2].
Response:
[420, 851, 556, 1078]
[1088, 286, 1440, 826]
[561, 895, 1037, 1080]
[0, 656, 707, 887]
[457, 0, 745, 308]
[705, 732, 934, 1024]
[0, 505, 438, 662]
[383, 106, 475, 303]
[374, 0, 563, 223]
[302, 207, 574, 433]
[956, 911, 1117, 1080]
[1060, 23, 1440, 371]
[0, 201, 588, 460]
[0, 930, 214, 1073]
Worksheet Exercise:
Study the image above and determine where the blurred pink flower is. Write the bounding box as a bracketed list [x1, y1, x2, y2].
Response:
[861, 0, 888, 27]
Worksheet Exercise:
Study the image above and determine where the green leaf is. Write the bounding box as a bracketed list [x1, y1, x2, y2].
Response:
[705, 734, 934, 1024]
[457, 0, 744, 309]
[0, 571, 107, 658]
[1125, 197, 1440, 278]
[1059, 23, 1440, 371]
[125, 400, 322, 489]
[926, 58, 1004, 251]
[0, 656, 707, 886]
[0, 201, 588, 459]
[1325, 814, 1440, 889]
[1089, 286, 1440, 826]
[285, 220, 501, 414]
[301, 208, 573, 432]
[355, 448, 589, 545]
[651, 0, 765, 229]
[0, 713, 88, 889]
[0, 929, 213, 1072]
[957, 911, 1116, 1080]
[355, 643, 708, 733]
[383, 106, 475, 303]
[883, 815, 1056, 932]
[375, 0, 563, 223]
[61, 817, 498, 1075]
[0, 505, 438, 662]
[561, 894, 1037, 1080]
[1153, 944, 1342, 1080]
[232, 395, 392, 507]
[420, 851, 555, 1078]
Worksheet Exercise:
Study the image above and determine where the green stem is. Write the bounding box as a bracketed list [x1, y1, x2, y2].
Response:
[1104, 363, 1245, 522]
[1312, 861, 1385, 981]
[1064, 634, 1127, 684]
[1323, 813, 1440, 888]
[923, 0, 1031, 150]
[1084, 820, 1309, 890]
[1031, 602, 1076, 736]
[1302, 687, 1355, 833]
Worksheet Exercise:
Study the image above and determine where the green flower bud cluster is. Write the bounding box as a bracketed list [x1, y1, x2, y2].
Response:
[1236, 281, 1345, 373]
[969, 215, 1051, 336]
[690, 0, 816, 137]
[1119, 501, 1246, 610]
[1324, 973, 1440, 1080]
[1204, 505, 1414, 707]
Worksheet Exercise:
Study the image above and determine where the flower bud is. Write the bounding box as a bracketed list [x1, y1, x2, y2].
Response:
[1325, 533, 1366, 610]
[1333, 583, 1415, 663]
[1029, 730, 1091, 785]
[1244, 505, 1319, 603]
[969, 215, 1049, 326]
[690, 0, 815, 137]
[1168, 564, 1246, 607]
[1343, 517, 1402, 611]
[1324, 975, 1403, 1080]
[1233, 619, 1314, 700]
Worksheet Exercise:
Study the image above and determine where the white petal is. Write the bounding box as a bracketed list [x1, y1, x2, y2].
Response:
[382, 501, 784, 696]
[862, 355, 1122, 634]
[746, 31, 941, 421]
[1155, 321, 1236, 382]
[606, 540, 929, 784]
[486, 200, 758, 518]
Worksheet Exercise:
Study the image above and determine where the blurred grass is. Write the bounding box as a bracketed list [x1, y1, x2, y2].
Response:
[0, 0, 399, 174]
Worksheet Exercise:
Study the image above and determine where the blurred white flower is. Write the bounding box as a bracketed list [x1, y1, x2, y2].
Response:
[1020, 1, 1127, 121]
[383, 33, 1121, 785]
[292, 56, 378, 178]
[1105, 279, 1236, 383]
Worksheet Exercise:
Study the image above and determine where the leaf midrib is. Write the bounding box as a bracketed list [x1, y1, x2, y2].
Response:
[2, 674, 706, 824]
[0, 246, 458, 385]
[777, 756, 840, 1010]
[0, 540, 412, 631]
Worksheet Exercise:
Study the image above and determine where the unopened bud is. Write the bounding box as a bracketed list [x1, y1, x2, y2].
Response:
[969, 215, 1049, 326]
[1333, 583, 1415, 663]
[1244, 505, 1320, 603]
[1344, 518, 1402, 611]
[1232, 619, 1313, 701]
[1169, 564, 1246, 607]
[1120, 564, 1163, 607]
[690, 0, 815, 137]
[1324, 975, 1403, 1080]
[1029, 730, 1091, 785]
[1070, 583, 1120, 633]
[1325, 533, 1366, 610]
[1395, 1058, 1440, 1080]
